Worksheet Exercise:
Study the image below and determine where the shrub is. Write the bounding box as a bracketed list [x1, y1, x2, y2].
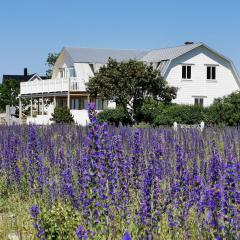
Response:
[51, 107, 74, 124]
[205, 91, 240, 126]
[153, 104, 205, 126]
[31, 202, 81, 239]
[97, 107, 132, 126]
[137, 98, 167, 124]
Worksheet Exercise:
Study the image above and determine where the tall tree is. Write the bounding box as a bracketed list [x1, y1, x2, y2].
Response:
[45, 53, 60, 78]
[87, 58, 177, 121]
[0, 79, 20, 112]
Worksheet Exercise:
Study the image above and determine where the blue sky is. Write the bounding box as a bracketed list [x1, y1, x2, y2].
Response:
[0, 0, 240, 81]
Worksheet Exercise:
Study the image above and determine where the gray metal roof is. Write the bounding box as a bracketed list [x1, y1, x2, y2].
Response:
[64, 47, 148, 63]
[64, 43, 204, 64]
[62, 43, 239, 82]
[141, 43, 203, 62]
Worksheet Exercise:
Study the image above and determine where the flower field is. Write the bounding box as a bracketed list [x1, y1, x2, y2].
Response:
[0, 105, 240, 240]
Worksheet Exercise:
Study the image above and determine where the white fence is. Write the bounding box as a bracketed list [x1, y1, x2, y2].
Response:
[173, 121, 205, 131]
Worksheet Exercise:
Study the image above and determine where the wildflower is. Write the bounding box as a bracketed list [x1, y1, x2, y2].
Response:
[27, 124, 45, 195]
[139, 165, 153, 226]
[122, 231, 131, 240]
[76, 225, 88, 240]
[29, 204, 45, 239]
[30, 204, 41, 219]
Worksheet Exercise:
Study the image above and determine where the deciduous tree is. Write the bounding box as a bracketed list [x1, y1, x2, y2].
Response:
[45, 53, 60, 78]
[87, 58, 177, 121]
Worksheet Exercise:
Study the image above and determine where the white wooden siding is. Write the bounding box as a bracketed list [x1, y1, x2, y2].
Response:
[165, 46, 239, 106]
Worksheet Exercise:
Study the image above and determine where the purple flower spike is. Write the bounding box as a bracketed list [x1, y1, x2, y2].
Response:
[76, 225, 88, 240]
[30, 204, 41, 219]
[122, 231, 131, 240]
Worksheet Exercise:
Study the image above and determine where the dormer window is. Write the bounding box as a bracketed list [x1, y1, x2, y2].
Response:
[89, 64, 95, 74]
[207, 66, 216, 80]
[182, 65, 191, 80]
[59, 69, 64, 78]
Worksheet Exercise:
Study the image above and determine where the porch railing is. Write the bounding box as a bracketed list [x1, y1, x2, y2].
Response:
[20, 77, 87, 95]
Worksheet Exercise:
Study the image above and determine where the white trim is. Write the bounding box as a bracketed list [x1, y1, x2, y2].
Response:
[204, 64, 219, 66]
[192, 96, 207, 98]
[28, 74, 43, 81]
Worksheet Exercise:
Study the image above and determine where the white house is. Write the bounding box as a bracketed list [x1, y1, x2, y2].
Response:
[19, 42, 240, 125]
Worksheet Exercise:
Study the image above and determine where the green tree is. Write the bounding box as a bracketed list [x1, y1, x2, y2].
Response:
[51, 107, 74, 124]
[0, 78, 20, 112]
[45, 53, 60, 78]
[87, 58, 177, 121]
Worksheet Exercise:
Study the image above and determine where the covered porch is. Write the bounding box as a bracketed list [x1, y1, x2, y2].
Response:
[19, 92, 112, 125]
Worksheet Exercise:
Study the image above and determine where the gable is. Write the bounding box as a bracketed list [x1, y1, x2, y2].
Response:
[28, 74, 43, 81]
[163, 45, 240, 87]
[52, 49, 75, 78]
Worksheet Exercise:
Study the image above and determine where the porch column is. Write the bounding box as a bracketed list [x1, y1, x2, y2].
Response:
[19, 96, 22, 124]
[67, 77, 70, 109]
[67, 93, 70, 109]
[37, 98, 40, 115]
[30, 97, 33, 118]
[87, 94, 90, 103]
[42, 96, 44, 115]
[53, 96, 56, 108]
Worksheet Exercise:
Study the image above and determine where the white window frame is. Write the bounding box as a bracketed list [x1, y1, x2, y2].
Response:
[193, 96, 207, 107]
[182, 64, 193, 80]
[205, 64, 218, 81]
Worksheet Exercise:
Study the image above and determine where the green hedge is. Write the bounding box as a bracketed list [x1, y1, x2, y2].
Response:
[153, 104, 206, 126]
[98, 91, 240, 126]
[97, 107, 132, 126]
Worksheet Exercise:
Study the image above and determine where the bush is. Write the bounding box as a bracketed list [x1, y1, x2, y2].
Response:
[137, 98, 167, 124]
[31, 202, 81, 239]
[205, 91, 240, 126]
[153, 104, 206, 126]
[97, 107, 132, 126]
[51, 107, 74, 124]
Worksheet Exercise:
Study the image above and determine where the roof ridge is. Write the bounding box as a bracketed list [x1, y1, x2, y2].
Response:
[149, 42, 203, 52]
[64, 46, 147, 52]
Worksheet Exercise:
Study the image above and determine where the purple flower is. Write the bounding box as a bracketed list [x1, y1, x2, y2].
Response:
[139, 165, 153, 226]
[76, 225, 88, 240]
[30, 204, 40, 219]
[27, 125, 45, 196]
[122, 231, 131, 240]
[30, 204, 45, 239]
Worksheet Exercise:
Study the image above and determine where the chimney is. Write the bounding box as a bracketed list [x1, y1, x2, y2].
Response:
[184, 41, 194, 45]
[24, 68, 28, 76]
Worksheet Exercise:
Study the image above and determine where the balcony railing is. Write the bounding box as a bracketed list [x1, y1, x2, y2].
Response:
[20, 78, 87, 95]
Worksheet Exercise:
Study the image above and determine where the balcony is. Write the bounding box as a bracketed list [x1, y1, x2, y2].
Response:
[20, 78, 87, 95]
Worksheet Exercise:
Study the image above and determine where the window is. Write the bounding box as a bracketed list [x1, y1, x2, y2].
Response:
[71, 98, 80, 110]
[89, 64, 95, 74]
[69, 67, 76, 78]
[182, 65, 191, 79]
[59, 69, 64, 78]
[207, 66, 216, 80]
[96, 99, 104, 110]
[194, 98, 204, 106]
